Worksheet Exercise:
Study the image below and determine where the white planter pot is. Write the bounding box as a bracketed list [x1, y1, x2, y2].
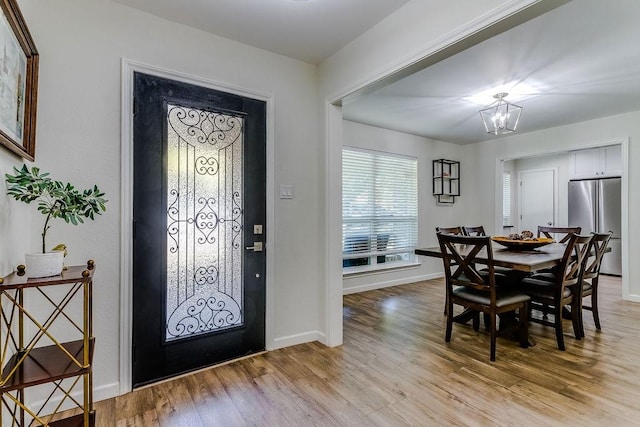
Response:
[24, 252, 64, 278]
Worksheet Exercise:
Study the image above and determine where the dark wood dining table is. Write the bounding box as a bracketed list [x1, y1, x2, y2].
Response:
[415, 242, 571, 272]
[415, 241, 576, 346]
[416, 239, 609, 346]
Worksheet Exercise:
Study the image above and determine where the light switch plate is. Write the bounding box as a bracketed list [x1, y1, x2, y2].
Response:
[280, 184, 293, 199]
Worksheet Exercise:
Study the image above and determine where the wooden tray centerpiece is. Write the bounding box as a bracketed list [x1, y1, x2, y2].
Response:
[491, 236, 554, 250]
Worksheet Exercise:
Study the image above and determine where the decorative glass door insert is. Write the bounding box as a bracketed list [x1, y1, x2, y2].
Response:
[165, 103, 244, 341]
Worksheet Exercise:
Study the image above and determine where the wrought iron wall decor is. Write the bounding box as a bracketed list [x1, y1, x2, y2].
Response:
[433, 158, 460, 204]
[164, 103, 244, 341]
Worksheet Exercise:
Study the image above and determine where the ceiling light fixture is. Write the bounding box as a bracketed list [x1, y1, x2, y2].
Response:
[479, 92, 523, 136]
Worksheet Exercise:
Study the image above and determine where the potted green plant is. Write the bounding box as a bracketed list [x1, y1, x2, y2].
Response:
[5, 165, 107, 277]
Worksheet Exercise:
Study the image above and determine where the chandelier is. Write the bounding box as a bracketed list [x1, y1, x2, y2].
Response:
[479, 92, 523, 135]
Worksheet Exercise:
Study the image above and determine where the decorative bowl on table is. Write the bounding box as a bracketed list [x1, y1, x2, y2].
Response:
[491, 236, 554, 250]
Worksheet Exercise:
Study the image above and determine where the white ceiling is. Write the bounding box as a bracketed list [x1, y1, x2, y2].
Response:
[111, 0, 410, 65]
[113, 0, 640, 145]
[343, 0, 640, 144]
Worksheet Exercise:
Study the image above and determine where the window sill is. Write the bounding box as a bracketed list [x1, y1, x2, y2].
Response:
[343, 260, 421, 278]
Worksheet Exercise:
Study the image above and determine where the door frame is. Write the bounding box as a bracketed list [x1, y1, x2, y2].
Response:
[517, 167, 558, 233]
[120, 59, 275, 394]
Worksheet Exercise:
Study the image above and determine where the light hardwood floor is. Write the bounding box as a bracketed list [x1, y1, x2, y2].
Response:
[94, 275, 640, 426]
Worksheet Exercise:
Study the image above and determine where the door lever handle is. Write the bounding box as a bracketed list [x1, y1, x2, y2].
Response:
[246, 242, 263, 252]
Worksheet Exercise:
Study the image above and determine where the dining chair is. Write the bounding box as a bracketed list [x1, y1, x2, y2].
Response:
[436, 226, 464, 235]
[462, 225, 486, 236]
[462, 224, 521, 328]
[438, 226, 492, 315]
[437, 233, 530, 361]
[535, 226, 583, 280]
[436, 227, 464, 315]
[518, 233, 593, 350]
[464, 225, 514, 271]
[537, 226, 582, 243]
[578, 232, 612, 337]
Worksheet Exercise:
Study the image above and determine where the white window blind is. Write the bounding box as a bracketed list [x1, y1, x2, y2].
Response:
[503, 171, 512, 226]
[342, 147, 417, 268]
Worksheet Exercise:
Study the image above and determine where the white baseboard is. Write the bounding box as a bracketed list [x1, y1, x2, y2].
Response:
[94, 381, 121, 402]
[270, 330, 325, 350]
[625, 293, 640, 303]
[343, 272, 443, 295]
[27, 381, 120, 417]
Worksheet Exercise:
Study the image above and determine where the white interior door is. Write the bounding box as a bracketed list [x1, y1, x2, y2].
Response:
[518, 169, 555, 234]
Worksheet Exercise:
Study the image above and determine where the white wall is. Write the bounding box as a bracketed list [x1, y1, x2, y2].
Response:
[319, 0, 523, 100]
[468, 110, 637, 299]
[513, 152, 572, 230]
[0, 157, 31, 274]
[318, 0, 538, 348]
[320, 0, 639, 349]
[502, 159, 516, 234]
[341, 121, 474, 293]
[2, 0, 321, 400]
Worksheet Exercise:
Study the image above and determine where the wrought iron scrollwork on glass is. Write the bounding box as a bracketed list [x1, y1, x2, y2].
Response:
[195, 156, 219, 175]
[164, 103, 244, 341]
[166, 290, 242, 339]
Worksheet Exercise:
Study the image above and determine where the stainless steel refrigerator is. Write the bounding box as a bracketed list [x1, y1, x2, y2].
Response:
[568, 177, 621, 275]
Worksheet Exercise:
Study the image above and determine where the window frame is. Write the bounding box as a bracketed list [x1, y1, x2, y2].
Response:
[503, 171, 512, 226]
[342, 146, 418, 273]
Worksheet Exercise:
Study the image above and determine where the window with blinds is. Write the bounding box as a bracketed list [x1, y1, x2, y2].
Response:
[342, 147, 418, 270]
[503, 171, 512, 226]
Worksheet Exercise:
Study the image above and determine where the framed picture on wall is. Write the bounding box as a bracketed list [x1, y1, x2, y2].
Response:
[0, 0, 38, 160]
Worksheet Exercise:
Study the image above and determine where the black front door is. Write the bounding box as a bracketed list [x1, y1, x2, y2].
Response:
[132, 72, 266, 387]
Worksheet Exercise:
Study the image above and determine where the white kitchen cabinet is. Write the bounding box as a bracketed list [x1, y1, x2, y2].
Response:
[569, 145, 621, 179]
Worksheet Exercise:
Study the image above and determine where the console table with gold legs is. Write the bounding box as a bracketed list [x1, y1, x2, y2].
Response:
[0, 260, 95, 426]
